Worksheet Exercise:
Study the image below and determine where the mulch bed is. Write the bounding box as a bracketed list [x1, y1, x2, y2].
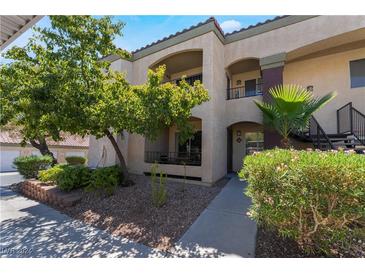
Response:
[57, 174, 227, 251]
[255, 225, 365, 258]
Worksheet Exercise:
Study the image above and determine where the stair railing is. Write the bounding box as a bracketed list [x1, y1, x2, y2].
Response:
[337, 102, 365, 146]
[309, 116, 335, 150]
[352, 107, 365, 146]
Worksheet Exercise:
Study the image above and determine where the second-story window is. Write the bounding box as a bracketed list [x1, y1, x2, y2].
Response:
[176, 74, 203, 86]
[350, 58, 365, 88]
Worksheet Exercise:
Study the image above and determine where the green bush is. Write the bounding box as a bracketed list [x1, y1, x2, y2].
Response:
[65, 156, 86, 165]
[86, 165, 124, 195]
[38, 164, 67, 183]
[56, 165, 91, 192]
[13, 155, 53, 179]
[239, 149, 365, 254]
[150, 163, 168, 208]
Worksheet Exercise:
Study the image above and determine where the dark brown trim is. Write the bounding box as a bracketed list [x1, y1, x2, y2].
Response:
[261, 66, 284, 149]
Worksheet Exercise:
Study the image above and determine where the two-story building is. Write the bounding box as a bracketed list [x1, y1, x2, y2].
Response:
[88, 15, 365, 185]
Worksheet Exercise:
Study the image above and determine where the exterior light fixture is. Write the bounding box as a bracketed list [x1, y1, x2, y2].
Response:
[306, 85, 314, 92]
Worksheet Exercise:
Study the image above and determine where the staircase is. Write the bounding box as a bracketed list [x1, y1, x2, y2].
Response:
[295, 103, 365, 153]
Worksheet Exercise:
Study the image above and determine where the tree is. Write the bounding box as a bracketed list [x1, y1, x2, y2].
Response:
[1, 43, 64, 164]
[0, 16, 127, 165]
[100, 66, 209, 181]
[3, 16, 209, 182]
[254, 85, 336, 148]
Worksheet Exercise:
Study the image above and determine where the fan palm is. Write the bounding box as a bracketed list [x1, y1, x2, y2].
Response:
[254, 85, 336, 148]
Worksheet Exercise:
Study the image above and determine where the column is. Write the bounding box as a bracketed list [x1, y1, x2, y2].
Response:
[259, 52, 286, 149]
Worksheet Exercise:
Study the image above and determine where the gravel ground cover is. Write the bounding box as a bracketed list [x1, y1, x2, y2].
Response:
[58, 174, 227, 251]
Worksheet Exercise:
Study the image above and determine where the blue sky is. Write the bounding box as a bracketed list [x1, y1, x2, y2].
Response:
[3, 15, 276, 53]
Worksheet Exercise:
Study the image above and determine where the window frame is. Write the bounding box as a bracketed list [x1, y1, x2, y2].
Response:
[349, 58, 365, 89]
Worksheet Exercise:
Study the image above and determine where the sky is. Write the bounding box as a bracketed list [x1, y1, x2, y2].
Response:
[2, 15, 276, 55]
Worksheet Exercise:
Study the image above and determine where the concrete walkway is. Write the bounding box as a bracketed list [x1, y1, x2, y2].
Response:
[0, 181, 165, 258]
[173, 176, 257, 257]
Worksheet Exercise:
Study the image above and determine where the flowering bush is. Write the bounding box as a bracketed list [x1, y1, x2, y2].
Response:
[239, 148, 365, 254]
[38, 164, 67, 183]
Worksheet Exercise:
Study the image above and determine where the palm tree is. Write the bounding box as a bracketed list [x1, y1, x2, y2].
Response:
[254, 85, 336, 148]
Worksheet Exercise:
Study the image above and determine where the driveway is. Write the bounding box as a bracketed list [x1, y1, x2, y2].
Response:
[0, 173, 165, 258]
[0, 172, 23, 187]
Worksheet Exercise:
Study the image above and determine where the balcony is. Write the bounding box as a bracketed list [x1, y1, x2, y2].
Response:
[176, 73, 202, 86]
[226, 84, 263, 100]
[145, 151, 201, 166]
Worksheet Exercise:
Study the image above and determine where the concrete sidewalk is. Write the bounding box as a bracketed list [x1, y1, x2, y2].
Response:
[173, 176, 257, 257]
[0, 187, 165, 258]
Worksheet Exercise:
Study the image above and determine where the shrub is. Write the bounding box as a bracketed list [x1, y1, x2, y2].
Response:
[56, 165, 92, 192]
[150, 163, 168, 208]
[239, 149, 365, 254]
[65, 156, 86, 165]
[86, 165, 124, 195]
[38, 164, 67, 183]
[13, 155, 53, 179]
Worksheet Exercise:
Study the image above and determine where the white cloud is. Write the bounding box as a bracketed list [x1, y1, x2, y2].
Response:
[220, 19, 242, 33]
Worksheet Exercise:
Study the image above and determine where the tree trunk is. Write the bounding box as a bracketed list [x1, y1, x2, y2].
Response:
[29, 138, 58, 165]
[104, 129, 130, 182]
[280, 137, 290, 149]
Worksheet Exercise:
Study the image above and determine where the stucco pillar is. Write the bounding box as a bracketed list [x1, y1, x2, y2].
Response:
[260, 53, 286, 149]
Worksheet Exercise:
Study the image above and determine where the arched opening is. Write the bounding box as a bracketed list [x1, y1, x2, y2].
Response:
[145, 117, 202, 166]
[227, 121, 263, 172]
[226, 58, 262, 100]
[150, 50, 203, 85]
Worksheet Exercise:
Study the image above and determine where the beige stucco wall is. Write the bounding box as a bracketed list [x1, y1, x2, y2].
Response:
[284, 47, 365, 134]
[224, 16, 365, 67]
[87, 16, 365, 185]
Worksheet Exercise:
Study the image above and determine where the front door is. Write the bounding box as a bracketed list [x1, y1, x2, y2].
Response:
[245, 79, 257, 97]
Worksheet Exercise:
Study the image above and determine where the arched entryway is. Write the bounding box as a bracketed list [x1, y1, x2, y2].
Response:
[227, 121, 263, 172]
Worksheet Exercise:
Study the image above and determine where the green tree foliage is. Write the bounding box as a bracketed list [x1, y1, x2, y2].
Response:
[254, 85, 336, 148]
[1, 16, 209, 182]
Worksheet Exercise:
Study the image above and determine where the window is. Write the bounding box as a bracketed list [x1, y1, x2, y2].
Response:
[350, 58, 365, 88]
[245, 79, 257, 96]
[175, 74, 202, 86]
[177, 131, 202, 156]
[245, 132, 264, 155]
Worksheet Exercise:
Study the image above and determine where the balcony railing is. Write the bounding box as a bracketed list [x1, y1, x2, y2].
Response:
[145, 151, 201, 166]
[226, 84, 263, 100]
[176, 74, 202, 86]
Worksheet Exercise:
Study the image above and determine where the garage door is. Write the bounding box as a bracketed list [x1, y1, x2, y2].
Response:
[0, 150, 20, 172]
[65, 151, 85, 157]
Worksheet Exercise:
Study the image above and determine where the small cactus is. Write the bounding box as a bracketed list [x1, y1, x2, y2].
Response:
[151, 163, 168, 208]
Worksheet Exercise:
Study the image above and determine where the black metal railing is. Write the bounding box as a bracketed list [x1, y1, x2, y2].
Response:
[352, 107, 365, 145]
[145, 151, 201, 166]
[337, 103, 353, 134]
[226, 84, 263, 100]
[337, 102, 365, 146]
[169, 74, 202, 86]
[309, 116, 335, 150]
